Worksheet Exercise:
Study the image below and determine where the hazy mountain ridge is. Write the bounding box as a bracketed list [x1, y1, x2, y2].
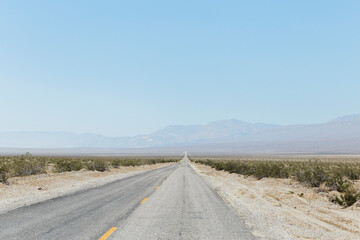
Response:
[1, 115, 360, 153]
[330, 114, 360, 123]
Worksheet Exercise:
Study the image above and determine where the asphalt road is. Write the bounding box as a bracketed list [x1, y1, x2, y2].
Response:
[0, 156, 255, 240]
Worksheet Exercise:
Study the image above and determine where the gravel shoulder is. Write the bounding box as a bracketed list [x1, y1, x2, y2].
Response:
[0, 163, 173, 214]
[191, 163, 360, 240]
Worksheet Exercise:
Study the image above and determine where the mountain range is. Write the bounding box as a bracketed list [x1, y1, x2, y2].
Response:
[1, 114, 360, 154]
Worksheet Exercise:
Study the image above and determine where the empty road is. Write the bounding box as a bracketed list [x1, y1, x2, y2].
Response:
[0, 155, 255, 240]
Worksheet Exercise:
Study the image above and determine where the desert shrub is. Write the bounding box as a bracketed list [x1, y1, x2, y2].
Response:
[195, 159, 292, 179]
[120, 159, 141, 167]
[252, 162, 289, 179]
[342, 165, 360, 180]
[0, 155, 180, 182]
[332, 188, 360, 207]
[326, 170, 351, 192]
[86, 159, 108, 172]
[227, 161, 237, 172]
[214, 162, 225, 171]
[292, 162, 327, 187]
[11, 154, 46, 176]
[111, 159, 121, 168]
[145, 159, 157, 165]
[0, 162, 9, 184]
[54, 159, 84, 172]
[109, 157, 178, 168]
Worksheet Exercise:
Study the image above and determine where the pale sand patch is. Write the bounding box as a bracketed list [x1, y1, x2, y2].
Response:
[191, 163, 360, 240]
[0, 163, 174, 214]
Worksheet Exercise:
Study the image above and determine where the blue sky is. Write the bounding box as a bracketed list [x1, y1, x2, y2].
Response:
[1, 1, 359, 136]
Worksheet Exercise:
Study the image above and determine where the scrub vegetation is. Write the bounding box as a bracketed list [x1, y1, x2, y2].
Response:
[191, 157, 360, 207]
[0, 153, 179, 184]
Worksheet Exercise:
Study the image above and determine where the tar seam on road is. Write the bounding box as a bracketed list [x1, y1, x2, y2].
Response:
[99, 227, 117, 240]
[140, 198, 148, 203]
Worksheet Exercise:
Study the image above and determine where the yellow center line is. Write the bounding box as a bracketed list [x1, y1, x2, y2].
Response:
[140, 197, 148, 203]
[162, 180, 165, 182]
[99, 227, 117, 240]
[156, 186, 159, 189]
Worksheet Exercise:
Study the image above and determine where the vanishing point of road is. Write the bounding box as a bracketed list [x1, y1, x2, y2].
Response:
[0, 154, 256, 240]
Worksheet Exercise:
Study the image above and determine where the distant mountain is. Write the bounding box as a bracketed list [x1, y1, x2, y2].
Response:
[330, 114, 360, 123]
[124, 120, 278, 147]
[0, 120, 276, 148]
[200, 114, 360, 154]
[1, 115, 360, 154]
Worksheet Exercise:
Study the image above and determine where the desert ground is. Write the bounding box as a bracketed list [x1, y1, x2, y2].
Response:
[191, 156, 360, 240]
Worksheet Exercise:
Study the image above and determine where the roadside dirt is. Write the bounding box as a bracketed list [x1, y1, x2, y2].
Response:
[0, 163, 174, 214]
[191, 163, 360, 240]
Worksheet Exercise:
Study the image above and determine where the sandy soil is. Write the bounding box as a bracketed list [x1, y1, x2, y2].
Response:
[0, 163, 174, 214]
[191, 163, 360, 240]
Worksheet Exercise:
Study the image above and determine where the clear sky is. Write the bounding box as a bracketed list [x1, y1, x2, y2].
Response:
[1, 1, 359, 137]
